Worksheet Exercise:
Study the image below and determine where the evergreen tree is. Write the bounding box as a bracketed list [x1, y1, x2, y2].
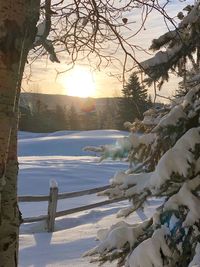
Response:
[118, 72, 150, 129]
[85, 78, 200, 267]
[19, 103, 70, 132]
[175, 68, 200, 98]
[68, 104, 80, 130]
[98, 99, 118, 129]
[80, 112, 98, 130]
[141, 3, 200, 88]
[53, 105, 69, 131]
[84, 3, 200, 267]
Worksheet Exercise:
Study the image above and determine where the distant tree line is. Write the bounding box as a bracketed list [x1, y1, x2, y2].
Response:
[19, 98, 119, 132]
[19, 73, 153, 132]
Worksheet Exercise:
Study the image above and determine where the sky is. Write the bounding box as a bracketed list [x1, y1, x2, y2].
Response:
[23, 0, 194, 101]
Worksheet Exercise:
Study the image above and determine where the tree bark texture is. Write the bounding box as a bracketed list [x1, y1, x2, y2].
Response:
[0, 1, 40, 266]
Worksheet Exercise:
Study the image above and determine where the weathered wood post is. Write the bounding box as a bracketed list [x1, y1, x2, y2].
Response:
[47, 180, 58, 232]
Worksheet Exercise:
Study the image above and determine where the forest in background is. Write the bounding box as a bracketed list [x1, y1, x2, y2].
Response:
[19, 73, 153, 132]
[19, 93, 120, 132]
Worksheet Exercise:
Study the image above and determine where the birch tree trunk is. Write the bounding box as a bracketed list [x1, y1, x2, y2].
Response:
[0, 1, 40, 266]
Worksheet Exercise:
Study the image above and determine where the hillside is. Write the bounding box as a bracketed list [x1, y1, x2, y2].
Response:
[20, 93, 120, 113]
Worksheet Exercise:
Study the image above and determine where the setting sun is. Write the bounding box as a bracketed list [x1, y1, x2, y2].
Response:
[60, 66, 96, 98]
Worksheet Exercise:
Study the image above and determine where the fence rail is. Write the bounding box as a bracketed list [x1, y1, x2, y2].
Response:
[18, 195, 49, 202]
[18, 180, 127, 232]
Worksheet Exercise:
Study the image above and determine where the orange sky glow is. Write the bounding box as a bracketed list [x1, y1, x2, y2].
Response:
[23, 1, 193, 102]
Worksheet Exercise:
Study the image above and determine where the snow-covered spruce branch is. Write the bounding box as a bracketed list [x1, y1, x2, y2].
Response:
[83, 4, 200, 265]
[86, 86, 200, 172]
[164, 177, 200, 227]
[188, 242, 200, 267]
[141, 1, 200, 83]
[83, 219, 153, 266]
[83, 137, 133, 161]
[83, 220, 151, 257]
[85, 84, 200, 267]
[126, 226, 172, 267]
[86, 146, 200, 266]
[100, 126, 200, 202]
[139, 86, 200, 171]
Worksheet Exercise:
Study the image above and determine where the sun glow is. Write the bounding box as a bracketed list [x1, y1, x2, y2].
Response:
[60, 66, 96, 98]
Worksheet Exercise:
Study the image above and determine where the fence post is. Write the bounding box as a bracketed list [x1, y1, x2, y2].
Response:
[47, 180, 58, 232]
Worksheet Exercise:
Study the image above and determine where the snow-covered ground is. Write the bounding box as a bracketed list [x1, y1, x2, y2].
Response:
[18, 130, 157, 266]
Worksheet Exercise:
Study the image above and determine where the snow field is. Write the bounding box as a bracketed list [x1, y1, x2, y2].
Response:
[18, 130, 158, 266]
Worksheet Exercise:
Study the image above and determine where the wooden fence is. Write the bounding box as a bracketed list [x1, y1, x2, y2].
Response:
[18, 180, 127, 232]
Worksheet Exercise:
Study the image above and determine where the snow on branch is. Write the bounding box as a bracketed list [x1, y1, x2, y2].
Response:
[183, 86, 200, 105]
[83, 145, 105, 153]
[100, 170, 151, 196]
[141, 45, 182, 70]
[152, 105, 186, 131]
[83, 220, 151, 257]
[179, 1, 200, 28]
[150, 30, 180, 51]
[149, 127, 200, 192]
[140, 1, 200, 82]
[86, 83, 200, 267]
[127, 226, 171, 267]
[96, 221, 138, 242]
[188, 242, 200, 267]
[102, 127, 199, 206]
[164, 178, 200, 227]
[84, 137, 132, 161]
